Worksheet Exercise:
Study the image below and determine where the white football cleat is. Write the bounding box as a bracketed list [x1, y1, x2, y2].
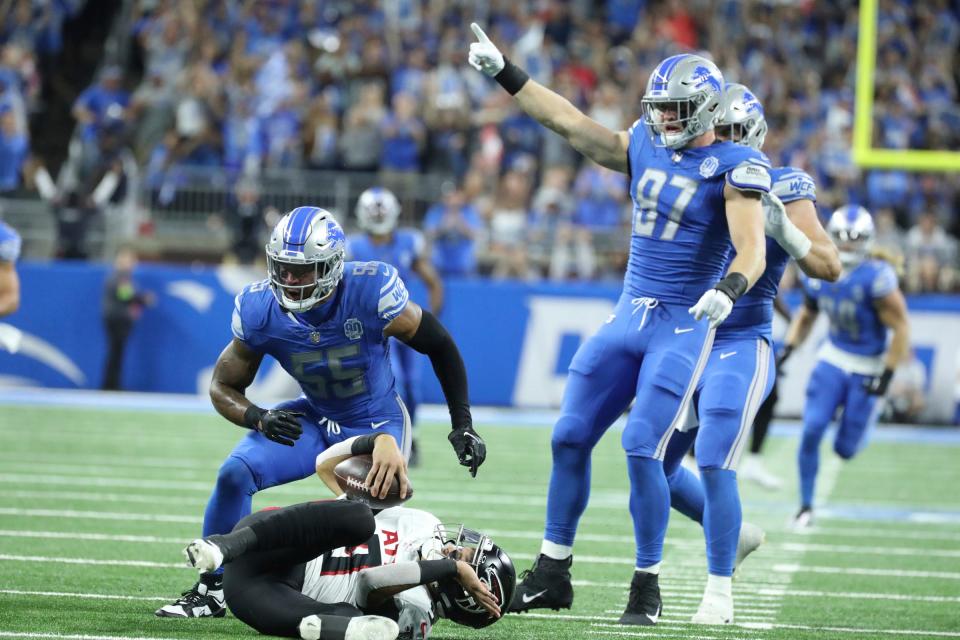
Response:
[299, 615, 323, 640]
[734, 521, 766, 578]
[739, 454, 783, 490]
[691, 591, 733, 625]
[345, 615, 400, 640]
[792, 507, 815, 532]
[184, 538, 224, 573]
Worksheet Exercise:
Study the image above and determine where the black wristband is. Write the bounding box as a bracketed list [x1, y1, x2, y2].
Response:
[418, 558, 458, 584]
[714, 272, 749, 303]
[494, 57, 530, 95]
[243, 405, 265, 430]
[880, 368, 894, 385]
[350, 433, 380, 456]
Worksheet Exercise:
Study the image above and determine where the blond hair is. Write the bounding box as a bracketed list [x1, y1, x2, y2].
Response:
[869, 245, 905, 276]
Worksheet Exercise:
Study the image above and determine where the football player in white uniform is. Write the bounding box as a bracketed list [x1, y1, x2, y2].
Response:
[181, 434, 515, 640]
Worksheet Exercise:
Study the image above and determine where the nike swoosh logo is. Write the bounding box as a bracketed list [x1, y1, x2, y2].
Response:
[521, 589, 548, 604]
[719, 351, 737, 359]
[371, 420, 389, 429]
[646, 605, 661, 624]
[674, 327, 694, 334]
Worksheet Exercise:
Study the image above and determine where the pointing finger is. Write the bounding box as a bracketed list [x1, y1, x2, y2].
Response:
[470, 22, 491, 44]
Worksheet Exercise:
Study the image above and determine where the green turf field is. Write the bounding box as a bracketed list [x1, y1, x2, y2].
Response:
[1, 403, 959, 640]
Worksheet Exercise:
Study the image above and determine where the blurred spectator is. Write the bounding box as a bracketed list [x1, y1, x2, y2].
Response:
[53, 190, 95, 259]
[885, 349, 928, 423]
[488, 169, 537, 280]
[303, 92, 339, 169]
[379, 91, 425, 189]
[338, 82, 384, 171]
[873, 208, 906, 259]
[0, 102, 28, 193]
[101, 247, 154, 390]
[424, 184, 482, 277]
[72, 66, 129, 145]
[0, 218, 20, 318]
[225, 179, 268, 264]
[905, 211, 957, 292]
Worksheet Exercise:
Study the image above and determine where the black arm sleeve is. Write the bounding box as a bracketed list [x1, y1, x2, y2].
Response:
[803, 293, 819, 311]
[403, 311, 472, 431]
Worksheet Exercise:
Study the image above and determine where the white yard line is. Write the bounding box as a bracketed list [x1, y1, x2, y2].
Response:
[0, 589, 167, 601]
[588, 621, 960, 638]
[0, 554, 183, 569]
[773, 563, 960, 579]
[0, 507, 202, 524]
[0, 530, 185, 544]
[0, 633, 192, 640]
[761, 588, 960, 604]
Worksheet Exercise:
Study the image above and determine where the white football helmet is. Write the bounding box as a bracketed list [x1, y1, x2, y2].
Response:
[716, 82, 768, 150]
[641, 54, 724, 149]
[356, 187, 401, 235]
[265, 206, 346, 311]
[827, 205, 874, 267]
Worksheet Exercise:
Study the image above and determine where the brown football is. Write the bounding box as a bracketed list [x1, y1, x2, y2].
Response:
[333, 454, 413, 509]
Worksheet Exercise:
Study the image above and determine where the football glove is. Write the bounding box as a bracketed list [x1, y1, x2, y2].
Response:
[762, 192, 812, 260]
[248, 407, 304, 447]
[448, 426, 486, 477]
[863, 368, 894, 396]
[689, 289, 734, 329]
[468, 23, 505, 76]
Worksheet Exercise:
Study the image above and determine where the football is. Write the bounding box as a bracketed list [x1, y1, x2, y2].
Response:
[334, 454, 414, 509]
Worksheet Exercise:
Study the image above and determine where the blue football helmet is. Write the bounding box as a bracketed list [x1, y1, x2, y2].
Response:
[265, 206, 346, 311]
[641, 54, 724, 149]
[715, 82, 768, 150]
[827, 205, 874, 267]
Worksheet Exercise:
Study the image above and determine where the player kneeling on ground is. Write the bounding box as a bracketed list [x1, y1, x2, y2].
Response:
[179, 434, 515, 640]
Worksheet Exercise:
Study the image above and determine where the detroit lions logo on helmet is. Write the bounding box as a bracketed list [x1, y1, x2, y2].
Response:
[690, 65, 722, 93]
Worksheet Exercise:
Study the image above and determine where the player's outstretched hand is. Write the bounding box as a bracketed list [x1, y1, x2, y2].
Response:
[448, 426, 486, 477]
[689, 289, 734, 329]
[455, 560, 501, 618]
[367, 434, 409, 500]
[258, 410, 304, 446]
[468, 23, 505, 76]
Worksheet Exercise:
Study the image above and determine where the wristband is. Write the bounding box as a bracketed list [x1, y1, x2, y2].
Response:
[350, 433, 380, 455]
[419, 558, 458, 584]
[714, 272, 749, 303]
[780, 219, 813, 260]
[494, 57, 530, 95]
[243, 405, 265, 430]
[879, 368, 894, 385]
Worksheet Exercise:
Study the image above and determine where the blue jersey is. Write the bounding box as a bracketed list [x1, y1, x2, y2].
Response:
[231, 261, 410, 425]
[801, 259, 898, 358]
[624, 122, 771, 305]
[0, 220, 21, 263]
[347, 230, 424, 284]
[721, 167, 816, 341]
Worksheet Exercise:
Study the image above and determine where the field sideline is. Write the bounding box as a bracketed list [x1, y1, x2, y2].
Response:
[0, 396, 959, 640]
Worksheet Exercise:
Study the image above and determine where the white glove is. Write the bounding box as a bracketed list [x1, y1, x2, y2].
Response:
[689, 289, 734, 329]
[762, 192, 812, 260]
[468, 23, 505, 77]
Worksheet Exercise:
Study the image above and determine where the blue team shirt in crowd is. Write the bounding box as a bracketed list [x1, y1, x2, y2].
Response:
[0, 220, 21, 262]
[801, 259, 898, 357]
[721, 167, 817, 341]
[624, 120, 772, 305]
[231, 261, 409, 425]
[423, 204, 482, 277]
[73, 85, 130, 141]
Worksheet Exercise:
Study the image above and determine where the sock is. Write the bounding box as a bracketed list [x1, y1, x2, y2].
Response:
[704, 574, 732, 599]
[206, 526, 258, 564]
[202, 456, 258, 537]
[544, 426, 594, 547]
[798, 430, 822, 509]
[635, 562, 661, 575]
[667, 465, 705, 524]
[700, 468, 740, 577]
[540, 540, 572, 561]
[199, 571, 222, 590]
[627, 456, 670, 569]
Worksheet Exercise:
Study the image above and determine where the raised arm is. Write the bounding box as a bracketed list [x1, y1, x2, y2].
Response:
[468, 23, 629, 173]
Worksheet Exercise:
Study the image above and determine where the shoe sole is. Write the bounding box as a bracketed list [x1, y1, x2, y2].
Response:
[154, 607, 226, 618]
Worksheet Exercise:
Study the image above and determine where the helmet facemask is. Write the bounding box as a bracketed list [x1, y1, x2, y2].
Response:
[827, 206, 875, 268]
[642, 55, 724, 149]
[267, 250, 344, 311]
[715, 83, 768, 150]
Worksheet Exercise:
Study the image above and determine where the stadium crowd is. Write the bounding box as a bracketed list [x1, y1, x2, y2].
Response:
[3, 0, 959, 291]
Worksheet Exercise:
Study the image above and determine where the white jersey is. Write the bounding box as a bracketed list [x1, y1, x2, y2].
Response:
[301, 506, 441, 605]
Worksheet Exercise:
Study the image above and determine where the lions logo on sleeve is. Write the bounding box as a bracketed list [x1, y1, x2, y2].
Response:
[869, 261, 899, 299]
[377, 263, 410, 324]
[0, 221, 21, 263]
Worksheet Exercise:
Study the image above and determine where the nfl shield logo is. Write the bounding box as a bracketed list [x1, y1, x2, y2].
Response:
[700, 156, 719, 178]
[309, 331, 321, 344]
[344, 318, 363, 341]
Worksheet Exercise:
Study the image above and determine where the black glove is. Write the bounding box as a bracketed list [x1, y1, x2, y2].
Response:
[448, 426, 486, 477]
[775, 344, 794, 374]
[863, 368, 894, 396]
[245, 405, 304, 446]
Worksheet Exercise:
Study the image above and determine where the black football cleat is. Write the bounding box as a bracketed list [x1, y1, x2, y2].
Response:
[618, 571, 662, 625]
[155, 575, 225, 618]
[508, 554, 573, 612]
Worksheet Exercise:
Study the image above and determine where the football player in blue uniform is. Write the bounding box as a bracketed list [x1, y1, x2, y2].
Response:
[468, 28, 770, 624]
[0, 219, 21, 317]
[157, 206, 485, 619]
[781, 205, 910, 529]
[659, 83, 841, 624]
[347, 187, 445, 466]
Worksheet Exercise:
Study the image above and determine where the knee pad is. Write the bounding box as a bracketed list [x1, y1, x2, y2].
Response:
[551, 414, 596, 451]
[216, 456, 258, 496]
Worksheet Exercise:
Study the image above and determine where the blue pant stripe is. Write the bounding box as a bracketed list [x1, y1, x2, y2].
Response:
[655, 327, 715, 460]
